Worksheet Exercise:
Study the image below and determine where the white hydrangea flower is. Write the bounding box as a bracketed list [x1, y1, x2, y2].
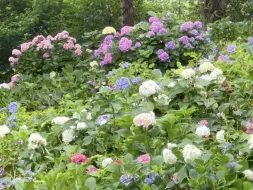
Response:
[195, 125, 210, 137]
[52, 117, 70, 125]
[72, 112, 81, 119]
[248, 134, 253, 149]
[180, 69, 195, 79]
[0, 83, 10, 89]
[0, 125, 10, 138]
[102, 158, 113, 168]
[216, 130, 225, 143]
[182, 145, 202, 162]
[62, 129, 75, 143]
[139, 80, 160, 97]
[86, 112, 92, 120]
[210, 68, 223, 78]
[76, 122, 88, 130]
[162, 148, 177, 164]
[200, 74, 213, 81]
[133, 111, 156, 128]
[28, 133, 47, 150]
[20, 125, 28, 130]
[154, 94, 171, 105]
[198, 61, 215, 73]
[167, 143, 177, 149]
[243, 170, 253, 181]
[168, 82, 176, 88]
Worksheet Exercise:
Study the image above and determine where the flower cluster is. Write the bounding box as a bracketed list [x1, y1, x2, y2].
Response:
[120, 173, 139, 187]
[133, 111, 156, 128]
[71, 153, 88, 164]
[28, 133, 47, 150]
[144, 173, 159, 185]
[139, 80, 160, 97]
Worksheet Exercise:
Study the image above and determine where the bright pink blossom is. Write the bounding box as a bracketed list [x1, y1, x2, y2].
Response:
[36, 40, 53, 50]
[115, 160, 123, 165]
[87, 167, 99, 174]
[200, 120, 208, 126]
[71, 153, 88, 164]
[120, 26, 133, 36]
[43, 53, 50, 58]
[137, 154, 151, 164]
[75, 48, 82, 56]
[20, 42, 32, 52]
[119, 37, 132, 52]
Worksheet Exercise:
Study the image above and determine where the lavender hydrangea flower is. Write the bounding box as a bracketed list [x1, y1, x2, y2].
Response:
[122, 62, 131, 69]
[189, 37, 195, 42]
[157, 49, 164, 55]
[229, 162, 236, 168]
[97, 115, 110, 126]
[0, 168, 4, 177]
[179, 36, 189, 45]
[227, 45, 236, 54]
[158, 28, 167, 35]
[180, 22, 193, 32]
[119, 37, 132, 52]
[148, 31, 155, 37]
[166, 41, 176, 50]
[144, 173, 159, 185]
[135, 42, 141, 48]
[191, 29, 198, 36]
[94, 49, 102, 57]
[108, 71, 115, 76]
[213, 46, 219, 54]
[223, 55, 231, 64]
[115, 77, 130, 90]
[185, 43, 193, 49]
[158, 52, 169, 61]
[104, 35, 114, 44]
[8, 102, 18, 113]
[120, 174, 133, 187]
[248, 37, 253, 45]
[150, 21, 163, 33]
[148, 16, 160, 23]
[193, 21, 202, 29]
[132, 77, 141, 84]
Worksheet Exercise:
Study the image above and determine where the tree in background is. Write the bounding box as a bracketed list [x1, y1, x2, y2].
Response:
[121, 0, 134, 26]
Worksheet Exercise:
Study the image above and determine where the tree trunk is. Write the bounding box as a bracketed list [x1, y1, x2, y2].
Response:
[121, 0, 134, 26]
[200, 0, 227, 26]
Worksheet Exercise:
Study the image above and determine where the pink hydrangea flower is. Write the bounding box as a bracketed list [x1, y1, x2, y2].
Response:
[75, 48, 82, 56]
[149, 16, 160, 23]
[115, 160, 123, 165]
[71, 153, 88, 164]
[87, 167, 98, 174]
[36, 40, 53, 50]
[11, 74, 20, 83]
[9, 57, 18, 63]
[120, 26, 133, 36]
[43, 53, 50, 58]
[32, 35, 46, 45]
[68, 37, 77, 43]
[200, 120, 208, 126]
[137, 154, 151, 164]
[20, 42, 32, 52]
[12, 49, 22, 56]
[119, 37, 132, 52]
[55, 31, 69, 40]
[171, 173, 179, 184]
[103, 53, 112, 64]
[94, 49, 102, 57]
[75, 44, 82, 49]
[148, 31, 155, 37]
[150, 21, 163, 33]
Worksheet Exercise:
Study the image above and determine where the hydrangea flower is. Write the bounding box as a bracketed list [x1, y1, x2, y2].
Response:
[216, 130, 225, 143]
[144, 173, 159, 185]
[147, 31, 155, 37]
[248, 37, 253, 45]
[158, 52, 169, 61]
[115, 77, 130, 90]
[193, 21, 202, 29]
[87, 167, 99, 174]
[179, 36, 189, 45]
[213, 46, 219, 54]
[182, 145, 202, 162]
[166, 41, 176, 50]
[137, 154, 151, 164]
[243, 170, 253, 181]
[191, 29, 198, 36]
[135, 42, 141, 48]
[0, 125, 10, 138]
[180, 21, 193, 32]
[133, 111, 156, 128]
[120, 174, 134, 186]
[180, 68, 195, 79]
[132, 77, 141, 84]
[227, 45, 236, 54]
[230, 162, 236, 168]
[162, 148, 177, 164]
[8, 102, 18, 113]
[119, 37, 132, 52]
[28, 133, 47, 149]
[102, 158, 113, 168]
[97, 115, 110, 126]
[159, 28, 167, 35]
[150, 21, 163, 33]
[120, 26, 133, 36]
[62, 129, 75, 143]
[139, 80, 160, 97]
[149, 16, 160, 23]
[71, 153, 88, 164]
[102, 26, 116, 34]
[122, 62, 131, 68]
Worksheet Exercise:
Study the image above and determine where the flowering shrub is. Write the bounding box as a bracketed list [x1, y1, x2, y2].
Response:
[94, 14, 210, 70]
[9, 31, 85, 75]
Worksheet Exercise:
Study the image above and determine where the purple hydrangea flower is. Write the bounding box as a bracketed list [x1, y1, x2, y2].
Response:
[150, 21, 163, 33]
[0, 168, 4, 177]
[148, 31, 155, 37]
[119, 37, 132, 52]
[120, 26, 133, 36]
[193, 21, 202, 29]
[224, 55, 231, 64]
[102, 45, 112, 53]
[229, 162, 236, 168]
[179, 36, 189, 45]
[180, 22, 193, 32]
[185, 43, 193, 49]
[122, 62, 131, 69]
[135, 42, 141, 48]
[157, 49, 164, 55]
[248, 37, 253, 45]
[104, 35, 114, 44]
[97, 114, 110, 126]
[158, 52, 169, 61]
[132, 77, 141, 84]
[103, 53, 112, 65]
[191, 29, 198, 36]
[213, 46, 219, 54]
[94, 49, 102, 57]
[196, 35, 204, 41]
[8, 102, 18, 113]
[227, 45, 236, 54]
[166, 41, 176, 50]
[7, 114, 17, 123]
[148, 16, 160, 23]
[18, 139, 23, 145]
[159, 28, 167, 35]
[115, 77, 130, 90]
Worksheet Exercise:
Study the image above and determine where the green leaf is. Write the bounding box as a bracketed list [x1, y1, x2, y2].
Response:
[142, 184, 151, 190]
[243, 181, 253, 190]
[85, 177, 96, 190]
[178, 166, 187, 183]
[14, 179, 25, 190]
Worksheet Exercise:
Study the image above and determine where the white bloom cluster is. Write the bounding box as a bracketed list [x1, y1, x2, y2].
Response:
[167, 143, 177, 149]
[76, 122, 88, 130]
[248, 134, 253, 149]
[52, 117, 70, 125]
[102, 158, 113, 168]
[133, 111, 156, 128]
[198, 61, 215, 73]
[139, 80, 160, 97]
[154, 94, 171, 105]
[200, 68, 225, 83]
[182, 145, 202, 162]
[0, 125, 10, 138]
[28, 133, 47, 150]
[0, 83, 10, 89]
[162, 148, 177, 164]
[195, 125, 210, 137]
[180, 69, 195, 79]
[72, 112, 81, 119]
[243, 170, 253, 181]
[62, 129, 75, 143]
[216, 130, 225, 143]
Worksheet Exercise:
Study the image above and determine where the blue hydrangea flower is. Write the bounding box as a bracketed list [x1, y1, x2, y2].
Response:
[185, 43, 193, 49]
[122, 62, 131, 69]
[229, 162, 236, 168]
[108, 71, 115, 76]
[144, 177, 153, 185]
[227, 45, 236, 54]
[224, 55, 231, 64]
[8, 102, 18, 113]
[7, 114, 17, 123]
[132, 77, 142, 84]
[0, 179, 9, 185]
[115, 77, 130, 90]
[248, 37, 253, 45]
[144, 173, 159, 185]
[120, 174, 133, 187]
[189, 37, 195, 42]
[208, 55, 214, 61]
[213, 46, 219, 54]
